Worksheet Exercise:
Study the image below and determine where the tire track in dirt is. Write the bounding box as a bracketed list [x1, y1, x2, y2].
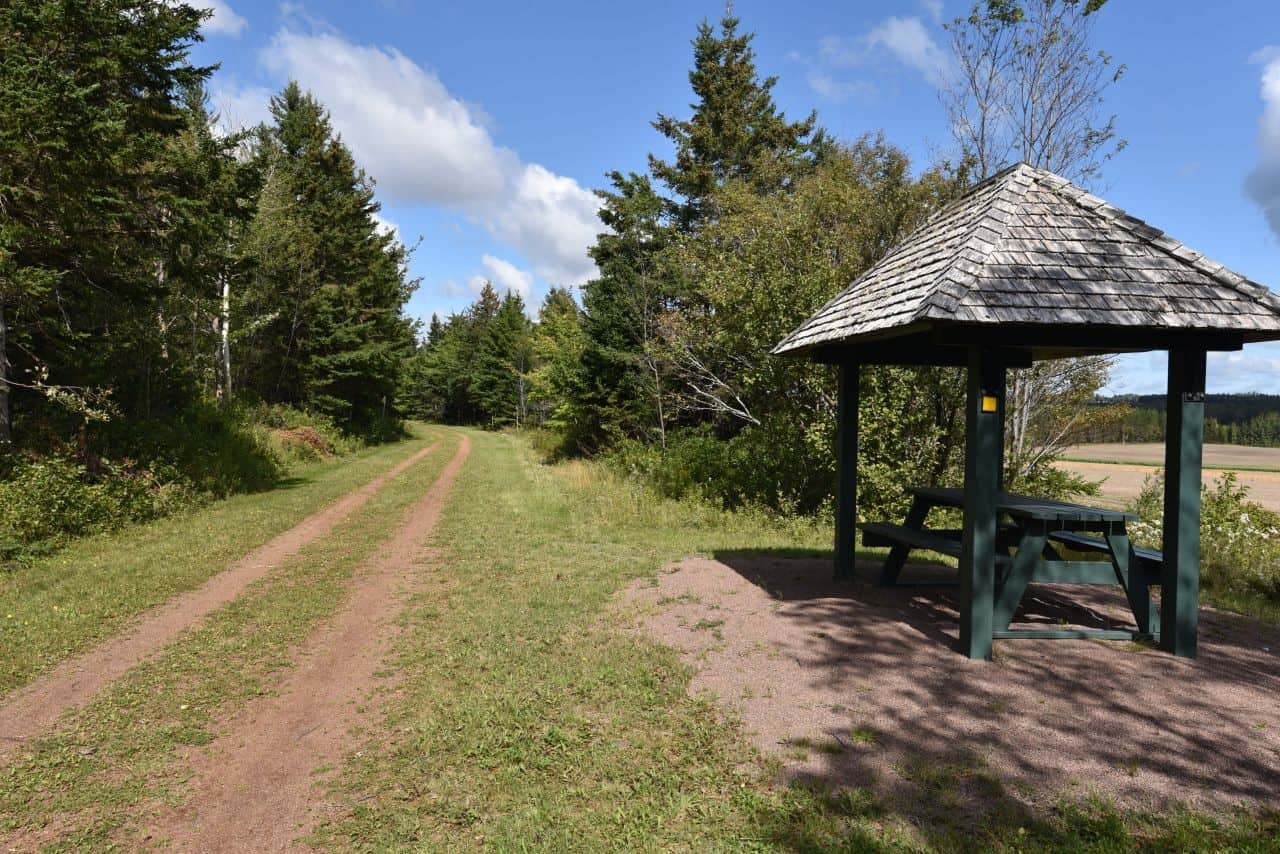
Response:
[149, 433, 470, 853]
[0, 438, 441, 758]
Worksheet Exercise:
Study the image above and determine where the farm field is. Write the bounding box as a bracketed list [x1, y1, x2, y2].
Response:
[1056, 442, 1280, 511]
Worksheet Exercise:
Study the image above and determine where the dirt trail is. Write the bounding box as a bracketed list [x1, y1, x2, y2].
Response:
[0, 439, 439, 759]
[149, 433, 470, 853]
[629, 556, 1280, 819]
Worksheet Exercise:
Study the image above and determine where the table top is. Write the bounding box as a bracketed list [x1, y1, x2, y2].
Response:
[907, 486, 1136, 523]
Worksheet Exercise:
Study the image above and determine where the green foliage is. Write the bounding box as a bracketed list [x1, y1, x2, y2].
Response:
[0, 456, 191, 559]
[1130, 472, 1280, 605]
[237, 83, 417, 435]
[402, 283, 536, 430]
[649, 10, 823, 225]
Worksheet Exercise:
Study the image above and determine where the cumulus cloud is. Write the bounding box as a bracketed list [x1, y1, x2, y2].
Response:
[807, 15, 950, 100]
[1245, 46, 1280, 242]
[201, 0, 248, 36]
[469, 254, 534, 299]
[251, 28, 600, 286]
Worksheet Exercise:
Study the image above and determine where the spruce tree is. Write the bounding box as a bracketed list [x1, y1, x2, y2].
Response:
[649, 10, 822, 226]
[0, 0, 210, 443]
[242, 82, 416, 434]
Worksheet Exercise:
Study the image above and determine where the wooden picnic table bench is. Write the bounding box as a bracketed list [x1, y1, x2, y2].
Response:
[860, 487, 1163, 641]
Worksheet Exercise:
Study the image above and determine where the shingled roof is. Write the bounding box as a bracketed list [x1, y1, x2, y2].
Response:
[773, 162, 1280, 357]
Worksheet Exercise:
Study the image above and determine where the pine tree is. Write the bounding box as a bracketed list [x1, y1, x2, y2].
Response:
[0, 0, 210, 443]
[241, 82, 416, 434]
[649, 10, 822, 226]
[473, 291, 533, 428]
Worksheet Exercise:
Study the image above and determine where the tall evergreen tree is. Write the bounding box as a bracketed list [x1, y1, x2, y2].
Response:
[241, 82, 417, 433]
[649, 10, 823, 226]
[0, 0, 211, 443]
[473, 291, 533, 428]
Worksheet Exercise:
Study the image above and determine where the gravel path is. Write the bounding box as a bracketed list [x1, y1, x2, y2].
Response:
[627, 555, 1280, 823]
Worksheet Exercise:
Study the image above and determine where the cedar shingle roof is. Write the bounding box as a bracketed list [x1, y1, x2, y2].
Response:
[772, 162, 1280, 356]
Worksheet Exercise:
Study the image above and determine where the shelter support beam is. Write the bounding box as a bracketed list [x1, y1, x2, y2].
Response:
[1162, 349, 1206, 658]
[960, 349, 1005, 660]
[835, 362, 859, 581]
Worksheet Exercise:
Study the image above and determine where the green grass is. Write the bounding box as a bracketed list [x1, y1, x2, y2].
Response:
[5, 426, 1278, 850]
[0, 430, 459, 849]
[309, 430, 1280, 851]
[0, 425, 439, 695]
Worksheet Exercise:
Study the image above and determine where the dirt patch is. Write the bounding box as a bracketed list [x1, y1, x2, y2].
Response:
[0, 440, 440, 760]
[146, 434, 470, 853]
[626, 555, 1280, 822]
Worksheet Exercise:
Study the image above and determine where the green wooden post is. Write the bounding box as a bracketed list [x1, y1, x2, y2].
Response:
[1162, 348, 1206, 657]
[994, 361, 1008, 492]
[960, 349, 1003, 660]
[835, 361, 859, 581]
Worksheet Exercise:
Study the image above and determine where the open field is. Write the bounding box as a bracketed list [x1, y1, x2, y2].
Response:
[1062, 443, 1280, 471]
[3, 429, 1278, 850]
[1057, 443, 1280, 512]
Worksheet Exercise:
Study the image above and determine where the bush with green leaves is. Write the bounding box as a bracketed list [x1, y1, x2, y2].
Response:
[0, 456, 193, 559]
[1129, 471, 1280, 602]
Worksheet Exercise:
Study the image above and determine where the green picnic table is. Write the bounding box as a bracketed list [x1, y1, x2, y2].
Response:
[861, 487, 1162, 642]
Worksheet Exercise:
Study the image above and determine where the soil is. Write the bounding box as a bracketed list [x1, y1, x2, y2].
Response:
[146, 435, 470, 852]
[0, 440, 439, 760]
[626, 555, 1280, 822]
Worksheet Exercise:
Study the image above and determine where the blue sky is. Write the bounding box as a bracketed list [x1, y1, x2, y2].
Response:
[194, 0, 1280, 395]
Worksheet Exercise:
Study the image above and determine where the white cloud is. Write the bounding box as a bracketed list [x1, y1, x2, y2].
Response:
[1210, 345, 1280, 393]
[921, 0, 944, 24]
[806, 70, 878, 103]
[468, 254, 534, 299]
[371, 211, 400, 243]
[808, 15, 950, 100]
[211, 82, 273, 135]
[251, 28, 601, 287]
[1108, 345, 1280, 395]
[1245, 46, 1280, 242]
[201, 0, 248, 36]
[865, 17, 951, 87]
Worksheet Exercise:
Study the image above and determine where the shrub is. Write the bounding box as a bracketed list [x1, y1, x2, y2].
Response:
[0, 455, 193, 559]
[1129, 471, 1280, 602]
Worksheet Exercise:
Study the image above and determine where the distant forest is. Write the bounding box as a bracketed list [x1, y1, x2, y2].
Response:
[1085, 394, 1280, 446]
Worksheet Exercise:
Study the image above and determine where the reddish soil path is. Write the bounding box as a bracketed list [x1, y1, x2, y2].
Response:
[629, 556, 1280, 820]
[0, 439, 439, 759]
[150, 434, 470, 852]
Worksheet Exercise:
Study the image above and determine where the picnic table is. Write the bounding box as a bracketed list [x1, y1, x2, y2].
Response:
[861, 487, 1162, 641]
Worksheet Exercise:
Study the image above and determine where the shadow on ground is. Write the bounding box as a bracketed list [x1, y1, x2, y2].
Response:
[627, 552, 1280, 838]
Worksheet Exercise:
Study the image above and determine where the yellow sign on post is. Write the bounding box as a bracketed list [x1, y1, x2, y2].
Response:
[981, 395, 999, 413]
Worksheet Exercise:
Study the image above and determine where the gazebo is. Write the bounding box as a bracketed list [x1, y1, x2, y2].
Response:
[773, 162, 1280, 661]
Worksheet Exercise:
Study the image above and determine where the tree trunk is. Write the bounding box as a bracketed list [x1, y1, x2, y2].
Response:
[218, 271, 232, 405]
[0, 297, 10, 444]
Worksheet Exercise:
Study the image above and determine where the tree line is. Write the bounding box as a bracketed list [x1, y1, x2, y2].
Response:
[1084, 396, 1280, 447]
[1, 0, 416, 460]
[403, 1, 1125, 517]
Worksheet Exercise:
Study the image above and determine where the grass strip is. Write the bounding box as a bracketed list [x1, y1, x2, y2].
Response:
[0, 430, 457, 850]
[0, 425, 439, 695]
[1060, 455, 1280, 474]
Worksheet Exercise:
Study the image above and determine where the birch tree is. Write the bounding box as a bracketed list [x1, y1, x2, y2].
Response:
[943, 0, 1125, 486]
